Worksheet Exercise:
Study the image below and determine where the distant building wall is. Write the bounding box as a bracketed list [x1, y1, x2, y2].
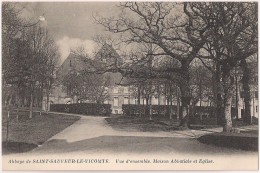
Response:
[43, 84, 258, 118]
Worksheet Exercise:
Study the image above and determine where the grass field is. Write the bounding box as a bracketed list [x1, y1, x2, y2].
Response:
[106, 115, 258, 132]
[2, 110, 80, 154]
[106, 115, 258, 151]
[105, 115, 182, 132]
[198, 130, 258, 151]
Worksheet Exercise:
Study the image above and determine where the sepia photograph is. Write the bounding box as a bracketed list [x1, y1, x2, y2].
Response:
[1, 1, 259, 171]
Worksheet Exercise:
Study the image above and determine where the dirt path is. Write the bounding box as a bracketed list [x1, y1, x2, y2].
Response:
[15, 115, 255, 157]
[39, 115, 211, 143]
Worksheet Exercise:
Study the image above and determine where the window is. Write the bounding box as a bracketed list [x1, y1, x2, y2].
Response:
[69, 60, 72, 67]
[113, 97, 118, 106]
[256, 106, 258, 113]
[240, 91, 244, 98]
[113, 87, 118, 93]
[134, 97, 138, 104]
[124, 87, 129, 93]
[255, 91, 258, 99]
[124, 97, 129, 104]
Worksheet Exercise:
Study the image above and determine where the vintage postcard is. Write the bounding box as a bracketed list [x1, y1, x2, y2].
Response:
[1, 1, 258, 171]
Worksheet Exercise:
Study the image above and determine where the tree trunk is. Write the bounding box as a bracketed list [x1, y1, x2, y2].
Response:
[169, 84, 173, 120]
[213, 62, 223, 125]
[223, 94, 233, 132]
[39, 85, 44, 115]
[235, 68, 239, 120]
[170, 99, 173, 120]
[149, 97, 152, 120]
[222, 66, 235, 132]
[137, 86, 141, 117]
[163, 81, 168, 117]
[179, 95, 190, 128]
[29, 92, 33, 119]
[179, 76, 191, 128]
[46, 87, 50, 114]
[176, 86, 180, 120]
[16, 86, 20, 121]
[240, 59, 252, 124]
[179, 61, 191, 128]
[145, 97, 149, 116]
[137, 86, 141, 105]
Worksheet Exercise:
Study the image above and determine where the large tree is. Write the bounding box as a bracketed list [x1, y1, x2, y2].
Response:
[95, 2, 210, 127]
[240, 55, 258, 124]
[3, 2, 60, 118]
[190, 2, 258, 131]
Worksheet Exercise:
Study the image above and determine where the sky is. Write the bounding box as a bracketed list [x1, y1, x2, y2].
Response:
[20, 2, 120, 63]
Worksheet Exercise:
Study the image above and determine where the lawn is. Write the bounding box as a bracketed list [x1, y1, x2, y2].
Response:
[105, 115, 223, 132]
[105, 115, 182, 132]
[198, 131, 258, 151]
[2, 109, 80, 154]
[106, 115, 258, 132]
[106, 115, 258, 151]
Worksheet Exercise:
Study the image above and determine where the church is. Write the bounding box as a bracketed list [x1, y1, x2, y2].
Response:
[42, 44, 258, 118]
[42, 44, 136, 114]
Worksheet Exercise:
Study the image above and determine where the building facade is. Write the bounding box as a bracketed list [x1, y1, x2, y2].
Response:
[42, 45, 258, 118]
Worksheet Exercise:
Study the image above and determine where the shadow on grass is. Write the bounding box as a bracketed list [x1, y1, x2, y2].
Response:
[105, 116, 224, 132]
[105, 116, 182, 132]
[198, 132, 258, 151]
[29, 135, 256, 156]
[2, 112, 81, 155]
[2, 142, 38, 155]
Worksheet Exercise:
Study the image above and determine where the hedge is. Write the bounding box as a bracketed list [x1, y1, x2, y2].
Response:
[50, 103, 112, 116]
[122, 104, 178, 118]
[122, 104, 237, 119]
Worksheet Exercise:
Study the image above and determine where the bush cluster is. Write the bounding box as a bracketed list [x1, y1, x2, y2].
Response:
[122, 104, 236, 119]
[50, 103, 112, 116]
[122, 104, 178, 117]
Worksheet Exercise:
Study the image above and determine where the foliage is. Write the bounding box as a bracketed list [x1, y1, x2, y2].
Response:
[122, 104, 177, 117]
[122, 104, 221, 117]
[188, 2, 258, 131]
[2, 2, 59, 111]
[190, 61, 213, 105]
[50, 103, 112, 116]
[62, 71, 111, 104]
[95, 2, 258, 131]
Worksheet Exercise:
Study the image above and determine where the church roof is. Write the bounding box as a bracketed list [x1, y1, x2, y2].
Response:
[94, 43, 123, 67]
[54, 45, 127, 87]
[55, 53, 94, 83]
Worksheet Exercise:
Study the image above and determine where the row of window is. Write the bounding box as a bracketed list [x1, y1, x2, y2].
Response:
[113, 87, 129, 94]
[113, 97, 129, 106]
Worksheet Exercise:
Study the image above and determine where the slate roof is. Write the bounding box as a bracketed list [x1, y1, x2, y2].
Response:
[54, 45, 125, 86]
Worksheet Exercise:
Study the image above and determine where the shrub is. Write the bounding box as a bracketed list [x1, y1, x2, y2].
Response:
[50, 103, 112, 116]
[122, 105, 238, 121]
[122, 104, 178, 118]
